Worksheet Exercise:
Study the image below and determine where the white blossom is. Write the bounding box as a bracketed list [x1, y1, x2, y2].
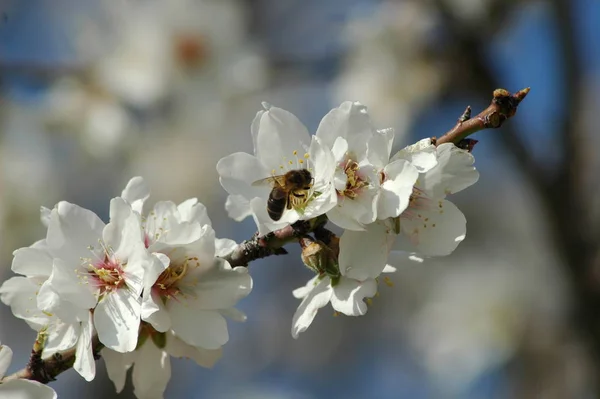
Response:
[0, 341, 57, 399]
[217, 103, 337, 234]
[391, 141, 479, 256]
[120, 177, 252, 351]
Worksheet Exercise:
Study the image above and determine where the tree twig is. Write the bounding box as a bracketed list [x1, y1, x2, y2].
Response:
[435, 87, 530, 146]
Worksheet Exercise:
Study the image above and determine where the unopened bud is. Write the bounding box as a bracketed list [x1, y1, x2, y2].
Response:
[299, 237, 340, 278]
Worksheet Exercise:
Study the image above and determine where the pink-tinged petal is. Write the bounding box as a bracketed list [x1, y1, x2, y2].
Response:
[177, 198, 211, 226]
[166, 332, 223, 368]
[253, 105, 311, 170]
[121, 176, 150, 214]
[225, 195, 253, 221]
[391, 138, 438, 173]
[46, 202, 105, 265]
[217, 152, 270, 198]
[11, 246, 52, 277]
[331, 277, 377, 316]
[215, 238, 237, 258]
[0, 344, 13, 378]
[339, 222, 394, 281]
[0, 277, 50, 329]
[169, 305, 229, 350]
[143, 253, 170, 289]
[132, 341, 171, 399]
[102, 348, 134, 393]
[181, 261, 252, 310]
[0, 379, 57, 399]
[291, 277, 332, 339]
[378, 160, 419, 220]
[419, 143, 479, 198]
[399, 199, 466, 256]
[142, 291, 171, 333]
[315, 101, 373, 156]
[367, 128, 395, 168]
[94, 289, 141, 352]
[74, 314, 95, 381]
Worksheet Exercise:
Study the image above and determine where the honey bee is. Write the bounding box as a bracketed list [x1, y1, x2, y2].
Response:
[252, 169, 313, 221]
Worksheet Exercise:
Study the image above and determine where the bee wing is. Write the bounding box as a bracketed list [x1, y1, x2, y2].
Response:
[252, 175, 286, 187]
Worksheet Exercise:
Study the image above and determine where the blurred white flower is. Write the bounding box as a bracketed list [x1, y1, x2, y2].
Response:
[217, 103, 337, 234]
[391, 142, 479, 256]
[120, 177, 252, 351]
[0, 341, 57, 399]
[102, 329, 221, 399]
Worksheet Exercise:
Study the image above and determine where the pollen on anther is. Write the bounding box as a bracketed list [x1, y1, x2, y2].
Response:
[293, 150, 297, 155]
[304, 153, 309, 159]
[366, 298, 373, 306]
[333, 311, 340, 317]
[289, 160, 293, 165]
[384, 277, 394, 287]
[299, 159, 304, 164]
[271, 169, 276, 175]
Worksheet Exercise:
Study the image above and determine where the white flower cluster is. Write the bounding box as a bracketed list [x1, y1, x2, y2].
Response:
[217, 101, 479, 338]
[0, 341, 57, 399]
[0, 100, 478, 398]
[0, 177, 252, 398]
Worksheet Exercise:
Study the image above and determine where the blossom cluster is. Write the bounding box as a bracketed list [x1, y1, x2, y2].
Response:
[0, 101, 478, 398]
[216, 101, 478, 338]
[0, 177, 252, 398]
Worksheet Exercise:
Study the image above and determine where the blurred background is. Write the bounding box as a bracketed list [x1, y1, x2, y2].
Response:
[0, 0, 598, 397]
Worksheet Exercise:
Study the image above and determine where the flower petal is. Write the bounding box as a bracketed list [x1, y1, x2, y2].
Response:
[224, 195, 253, 221]
[0, 379, 57, 399]
[94, 289, 141, 352]
[391, 138, 438, 173]
[339, 222, 394, 281]
[46, 202, 105, 265]
[292, 275, 320, 299]
[74, 314, 95, 381]
[0, 344, 13, 378]
[291, 277, 332, 339]
[419, 143, 479, 198]
[215, 238, 237, 258]
[378, 160, 419, 219]
[181, 261, 252, 310]
[399, 199, 466, 256]
[121, 176, 150, 214]
[177, 198, 211, 226]
[11, 245, 52, 277]
[315, 101, 373, 156]
[132, 341, 171, 399]
[367, 128, 395, 168]
[330, 277, 377, 316]
[166, 332, 223, 368]
[102, 348, 134, 393]
[252, 105, 312, 170]
[169, 306, 229, 350]
[0, 277, 50, 329]
[217, 152, 269, 199]
[142, 290, 171, 333]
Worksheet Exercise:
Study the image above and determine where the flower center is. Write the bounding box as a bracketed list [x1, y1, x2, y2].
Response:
[86, 254, 126, 295]
[339, 159, 368, 199]
[152, 256, 200, 300]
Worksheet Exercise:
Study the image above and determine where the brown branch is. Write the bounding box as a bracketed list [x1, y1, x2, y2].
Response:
[222, 215, 327, 267]
[1, 334, 103, 384]
[435, 87, 530, 146]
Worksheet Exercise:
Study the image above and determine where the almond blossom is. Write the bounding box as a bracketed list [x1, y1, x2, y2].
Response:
[390, 141, 479, 256]
[217, 103, 337, 234]
[120, 177, 252, 351]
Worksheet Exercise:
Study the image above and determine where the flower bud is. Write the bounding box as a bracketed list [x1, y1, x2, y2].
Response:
[299, 237, 340, 278]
